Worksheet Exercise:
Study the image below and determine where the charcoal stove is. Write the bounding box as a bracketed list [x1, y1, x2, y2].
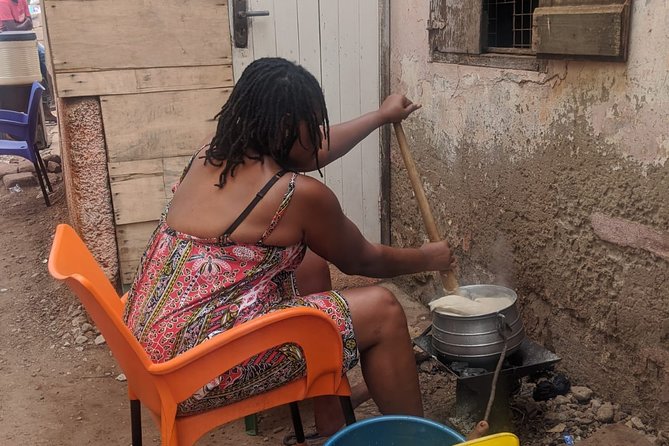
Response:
[414, 325, 561, 432]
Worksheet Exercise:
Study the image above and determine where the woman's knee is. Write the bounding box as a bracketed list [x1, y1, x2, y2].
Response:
[369, 286, 408, 330]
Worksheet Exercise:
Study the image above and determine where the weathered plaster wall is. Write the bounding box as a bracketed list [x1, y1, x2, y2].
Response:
[59, 97, 119, 284]
[390, 0, 669, 429]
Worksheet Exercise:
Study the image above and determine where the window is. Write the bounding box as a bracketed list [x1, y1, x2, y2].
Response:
[484, 0, 538, 52]
[428, 0, 632, 71]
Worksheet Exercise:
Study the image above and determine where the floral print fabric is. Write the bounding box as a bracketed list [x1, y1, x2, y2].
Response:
[123, 172, 359, 415]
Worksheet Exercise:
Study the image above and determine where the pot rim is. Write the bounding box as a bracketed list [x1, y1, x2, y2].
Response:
[430, 284, 518, 319]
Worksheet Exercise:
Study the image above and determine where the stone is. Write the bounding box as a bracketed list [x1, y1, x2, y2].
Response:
[17, 160, 35, 173]
[3, 172, 36, 188]
[115, 373, 127, 382]
[590, 398, 602, 411]
[43, 153, 61, 164]
[578, 424, 653, 446]
[71, 315, 86, 327]
[547, 423, 566, 433]
[614, 410, 627, 423]
[0, 163, 18, 177]
[596, 403, 615, 423]
[94, 335, 106, 346]
[554, 395, 571, 405]
[419, 360, 435, 374]
[46, 161, 62, 173]
[545, 411, 568, 423]
[630, 416, 645, 430]
[74, 335, 88, 345]
[571, 386, 593, 403]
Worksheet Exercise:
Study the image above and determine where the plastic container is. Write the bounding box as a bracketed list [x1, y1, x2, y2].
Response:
[324, 415, 466, 446]
[0, 31, 42, 86]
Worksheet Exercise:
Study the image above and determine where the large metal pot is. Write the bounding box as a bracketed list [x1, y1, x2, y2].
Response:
[431, 284, 525, 367]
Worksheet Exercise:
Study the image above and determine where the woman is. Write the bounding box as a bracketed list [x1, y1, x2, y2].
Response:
[124, 57, 454, 435]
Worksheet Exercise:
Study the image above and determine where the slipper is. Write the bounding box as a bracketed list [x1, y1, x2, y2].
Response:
[282, 431, 329, 446]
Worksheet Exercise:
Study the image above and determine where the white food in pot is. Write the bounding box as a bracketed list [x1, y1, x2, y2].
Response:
[429, 294, 514, 316]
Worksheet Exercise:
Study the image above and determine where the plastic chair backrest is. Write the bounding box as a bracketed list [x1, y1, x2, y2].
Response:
[455, 433, 520, 446]
[26, 82, 44, 145]
[48, 224, 164, 414]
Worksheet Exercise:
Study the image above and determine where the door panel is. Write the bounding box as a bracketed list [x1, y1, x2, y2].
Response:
[231, 0, 381, 243]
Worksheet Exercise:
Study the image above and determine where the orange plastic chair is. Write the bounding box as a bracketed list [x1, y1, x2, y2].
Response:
[48, 224, 354, 446]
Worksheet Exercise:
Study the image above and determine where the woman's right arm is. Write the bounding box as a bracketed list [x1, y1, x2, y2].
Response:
[290, 94, 421, 173]
[296, 177, 453, 278]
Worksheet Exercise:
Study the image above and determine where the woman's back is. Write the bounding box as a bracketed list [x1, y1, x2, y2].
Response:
[166, 154, 305, 247]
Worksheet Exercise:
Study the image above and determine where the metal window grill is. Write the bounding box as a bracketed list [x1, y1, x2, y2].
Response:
[484, 0, 538, 49]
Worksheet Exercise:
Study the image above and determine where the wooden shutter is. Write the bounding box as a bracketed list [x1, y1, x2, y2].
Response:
[428, 0, 483, 55]
[532, 0, 631, 61]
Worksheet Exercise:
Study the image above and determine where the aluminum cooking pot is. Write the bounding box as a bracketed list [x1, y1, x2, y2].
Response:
[431, 284, 525, 367]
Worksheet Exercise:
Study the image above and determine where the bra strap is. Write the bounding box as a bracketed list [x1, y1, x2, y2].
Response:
[221, 170, 287, 240]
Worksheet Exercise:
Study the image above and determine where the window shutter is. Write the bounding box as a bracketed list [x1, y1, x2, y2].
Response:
[532, 0, 631, 61]
[428, 0, 483, 55]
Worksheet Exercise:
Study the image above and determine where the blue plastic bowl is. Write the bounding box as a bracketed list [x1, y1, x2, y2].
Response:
[324, 415, 466, 446]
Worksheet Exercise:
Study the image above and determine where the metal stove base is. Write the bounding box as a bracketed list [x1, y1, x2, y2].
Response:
[413, 325, 561, 433]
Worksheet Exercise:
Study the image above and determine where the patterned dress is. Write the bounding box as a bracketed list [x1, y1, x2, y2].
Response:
[123, 169, 359, 416]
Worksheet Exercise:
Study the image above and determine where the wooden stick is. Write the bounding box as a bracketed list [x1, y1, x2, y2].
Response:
[393, 122, 459, 293]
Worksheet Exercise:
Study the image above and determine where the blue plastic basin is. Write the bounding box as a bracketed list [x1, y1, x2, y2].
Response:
[324, 415, 466, 446]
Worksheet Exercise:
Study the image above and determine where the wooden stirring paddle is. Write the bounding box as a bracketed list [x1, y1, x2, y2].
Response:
[393, 122, 459, 294]
[394, 122, 494, 439]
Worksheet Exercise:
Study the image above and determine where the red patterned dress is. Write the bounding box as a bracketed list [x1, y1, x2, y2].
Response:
[123, 170, 359, 415]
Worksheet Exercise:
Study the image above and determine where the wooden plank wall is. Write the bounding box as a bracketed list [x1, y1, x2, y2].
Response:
[44, 0, 232, 72]
[105, 87, 232, 284]
[43, 0, 235, 284]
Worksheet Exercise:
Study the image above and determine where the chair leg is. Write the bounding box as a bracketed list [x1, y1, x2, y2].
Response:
[130, 399, 143, 446]
[33, 161, 51, 207]
[289, 402, 306, 446]
[34, 149, 52, 192]
[339, 396, 356, 426]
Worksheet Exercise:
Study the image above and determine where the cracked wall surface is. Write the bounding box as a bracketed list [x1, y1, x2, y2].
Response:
[390, 0, 669, 428]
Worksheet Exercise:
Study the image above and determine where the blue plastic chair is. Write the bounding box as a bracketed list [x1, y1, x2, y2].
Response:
[0, 81, 52, 206]
[325, 415, 466, 446]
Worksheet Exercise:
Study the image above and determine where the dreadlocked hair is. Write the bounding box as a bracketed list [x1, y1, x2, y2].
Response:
[205, 57, 329, 187]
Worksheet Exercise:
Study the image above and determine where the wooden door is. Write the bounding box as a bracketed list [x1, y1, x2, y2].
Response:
[231, 0, 382, 243]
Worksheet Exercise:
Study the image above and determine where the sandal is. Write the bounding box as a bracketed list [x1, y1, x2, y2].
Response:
[282, 431, 329, 446]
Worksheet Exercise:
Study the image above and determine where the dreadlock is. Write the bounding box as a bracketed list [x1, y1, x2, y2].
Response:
[205, 57, 330, 187]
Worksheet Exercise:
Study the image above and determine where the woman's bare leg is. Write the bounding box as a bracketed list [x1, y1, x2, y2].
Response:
[295, 251, 371, 435]
[295, 249, 332, 295]
[341, 286, 423, 417]
[295, 255, 422, 434]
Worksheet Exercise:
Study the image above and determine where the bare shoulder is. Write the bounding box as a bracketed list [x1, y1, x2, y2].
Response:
[291, 174, 342, 215]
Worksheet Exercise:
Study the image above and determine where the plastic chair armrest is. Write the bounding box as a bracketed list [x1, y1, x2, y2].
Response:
[148, 307, 345, 404]
[0, 119, 28, 140]
[0, 110, 28, 123]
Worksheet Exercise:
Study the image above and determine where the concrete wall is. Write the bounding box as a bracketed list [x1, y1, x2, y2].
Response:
[59, 97, 119, 284]
[390, 1, 669, 429]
